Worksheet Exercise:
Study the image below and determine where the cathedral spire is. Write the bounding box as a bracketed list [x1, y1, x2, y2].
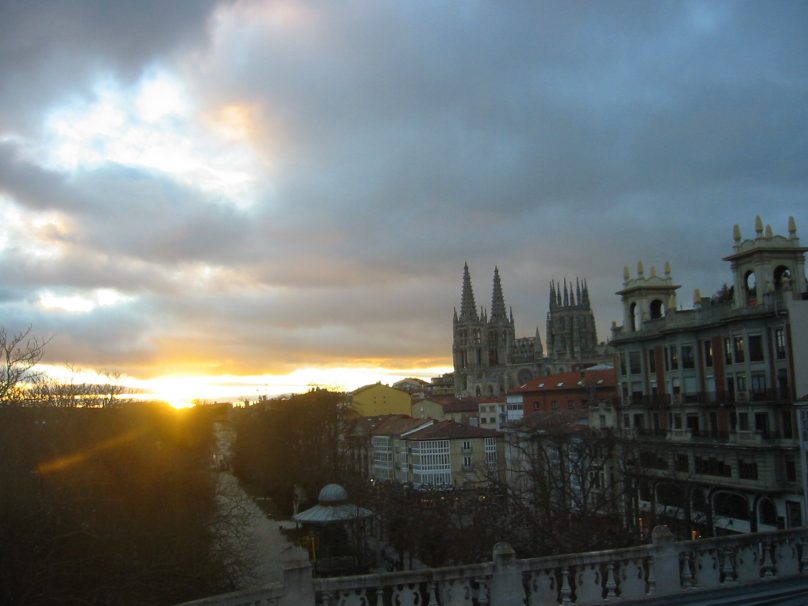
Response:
[563, 279, 569, 307]
[576, 278, 581, 307]
[490, 267, 507, 322]
[549, 281, 556, 310]
[459, 263, 479, 322]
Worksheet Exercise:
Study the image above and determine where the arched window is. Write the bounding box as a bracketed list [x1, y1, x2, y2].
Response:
[650, 299, 665, 319]
[745, 270, 757, 305]
[713, 492, 749, 520]
[630, 302, 639, 331]
[774, 265, 792, 291]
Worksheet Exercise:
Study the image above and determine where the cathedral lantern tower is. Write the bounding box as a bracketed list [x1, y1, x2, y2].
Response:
[546, 278, 599, 361]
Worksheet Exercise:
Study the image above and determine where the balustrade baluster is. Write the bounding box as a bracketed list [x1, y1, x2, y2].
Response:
[605, 561, 618, 598]
[427, 581, 439, 606]
[375, 585, 385, 606]
[646, 556, 655, 594]
[761, 542, 775, 578]
[477, 577, 490, 605]
[801, 537, 808, 573]
[680, 551, 694, 588]
[721, 548, 736, 583]
[560, 567, 572, 606]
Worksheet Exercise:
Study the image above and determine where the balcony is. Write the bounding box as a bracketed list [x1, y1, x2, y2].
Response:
[626, 390, 791, 408]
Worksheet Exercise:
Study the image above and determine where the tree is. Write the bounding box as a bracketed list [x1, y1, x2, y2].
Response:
[231, 389, 354, 515]
[499, 412, 636, 556]
[0, 326, 49, 405]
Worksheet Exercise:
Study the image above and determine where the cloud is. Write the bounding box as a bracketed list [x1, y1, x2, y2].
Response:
[0, 0, 806, 391]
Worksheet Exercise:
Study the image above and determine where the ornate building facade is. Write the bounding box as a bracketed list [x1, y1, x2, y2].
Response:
[452, 264, 608, 397]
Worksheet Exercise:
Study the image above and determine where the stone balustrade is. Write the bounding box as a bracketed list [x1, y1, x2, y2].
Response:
[179, 526, 808, 606]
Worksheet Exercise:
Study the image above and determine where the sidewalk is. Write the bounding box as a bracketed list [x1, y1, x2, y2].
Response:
[215, 472, 308, 588]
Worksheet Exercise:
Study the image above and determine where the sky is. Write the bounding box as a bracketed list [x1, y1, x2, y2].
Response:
[1, 1, 806, 405]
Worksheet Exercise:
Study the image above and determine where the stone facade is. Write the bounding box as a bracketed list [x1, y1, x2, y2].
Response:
[452, 264, 609, 397]
[613, 216, 808, 537]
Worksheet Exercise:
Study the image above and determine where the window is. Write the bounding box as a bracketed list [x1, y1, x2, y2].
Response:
[739, 459, 758, 480]
[695, 456, 732, 477]
[734, 336, 745, 363]
[703, 340, 713, 367]
[725, 338, 733, 365]
[551, 400, 558, 410]
[567, 400, 575, 409]
[648, 350, 656, 373]
[682, 345, 695, 369]
[619, 353, 627, 376]
[775, 329, 787, 359]
[669, 346, 679, 370]
[749, 335, 764, 362]
[786, 460, 797, 482]
[675, 454, 689, 472]
[738, 412, 749, 431]
[629, 351, 641, 374]
[751, 374, 766, 394]
[463, 456, 472, 469]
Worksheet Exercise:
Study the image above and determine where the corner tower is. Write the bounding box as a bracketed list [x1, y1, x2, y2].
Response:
[724, 216, 807, 308]
[617, 262, 680, 334]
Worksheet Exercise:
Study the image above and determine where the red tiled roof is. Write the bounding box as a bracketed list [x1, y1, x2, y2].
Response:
[509, 410, 587, 432]
[364, 415, 431, 436]
[510, 367, 616, 394]
[404, 420, 499, 440]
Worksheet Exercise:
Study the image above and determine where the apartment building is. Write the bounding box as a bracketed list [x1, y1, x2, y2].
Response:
[355, 415, 503, 489]
[612, 216, 808, 536]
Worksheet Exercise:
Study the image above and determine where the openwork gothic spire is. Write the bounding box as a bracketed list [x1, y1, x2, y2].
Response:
[490, 267, 508, 322]
[459, 263, 479, 322]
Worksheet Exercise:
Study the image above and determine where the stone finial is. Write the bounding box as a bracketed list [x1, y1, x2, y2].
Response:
[637, 260, 644, 277]
[664, 261, 671, 277]
[623, 266, 630, 281]
[693, 288, 702, 306]
[789, 216, 797, 238]
[650, 265, 657, 277]
[755, 215, 764, 237]
[765, 224, 773, 239]
[733, 223, 742, 243]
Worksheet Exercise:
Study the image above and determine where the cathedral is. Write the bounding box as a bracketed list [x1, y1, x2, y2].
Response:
[452, 264, 610, 397]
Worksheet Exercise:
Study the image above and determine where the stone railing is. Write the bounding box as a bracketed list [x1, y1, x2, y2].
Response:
[179, 526, 808, 606]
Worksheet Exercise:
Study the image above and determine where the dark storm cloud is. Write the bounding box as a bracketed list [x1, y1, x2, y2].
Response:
[1, 0, 807, 379]
[0, 0, 222, 132]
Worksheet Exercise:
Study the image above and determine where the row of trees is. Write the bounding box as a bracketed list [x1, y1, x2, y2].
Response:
[0, 326, 247, 604]
[231, 389, 353, 516]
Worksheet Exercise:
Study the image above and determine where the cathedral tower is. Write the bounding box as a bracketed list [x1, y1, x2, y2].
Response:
[546, 278, 598, 362]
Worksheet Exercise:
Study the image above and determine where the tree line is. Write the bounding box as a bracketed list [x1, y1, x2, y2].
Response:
[0, 327, 246, 604]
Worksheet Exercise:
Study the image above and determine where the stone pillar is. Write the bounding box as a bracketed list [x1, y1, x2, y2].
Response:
[488, 542, 524, 605]
[279, 560, 315, 606]
[650, 525, 682, 596]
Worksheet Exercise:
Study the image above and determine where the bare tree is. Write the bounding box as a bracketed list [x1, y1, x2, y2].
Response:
[0, 326, 49, 405]
[500, 412, 635, 556]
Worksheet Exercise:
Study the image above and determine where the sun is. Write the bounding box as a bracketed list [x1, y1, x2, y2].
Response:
[147, 378, 198, 409]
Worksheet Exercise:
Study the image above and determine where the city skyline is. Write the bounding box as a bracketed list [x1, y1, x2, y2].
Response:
[1, 1, 806, 404]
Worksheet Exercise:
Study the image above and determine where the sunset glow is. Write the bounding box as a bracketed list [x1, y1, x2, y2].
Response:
[1, 1, 805, 404]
